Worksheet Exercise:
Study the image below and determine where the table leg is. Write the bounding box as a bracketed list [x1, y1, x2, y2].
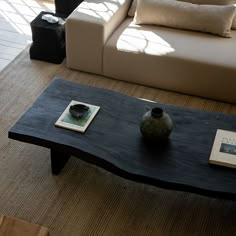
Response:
[50, 149, 70, 175]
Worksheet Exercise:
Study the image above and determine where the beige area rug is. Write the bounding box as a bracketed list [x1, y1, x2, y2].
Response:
[0, 47, 236, 236]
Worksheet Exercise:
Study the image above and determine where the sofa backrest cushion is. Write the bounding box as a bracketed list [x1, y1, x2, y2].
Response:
[133, 0, 236, 37]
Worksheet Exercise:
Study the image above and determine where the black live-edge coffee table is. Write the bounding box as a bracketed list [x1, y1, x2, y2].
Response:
[8, 78, 236, 200]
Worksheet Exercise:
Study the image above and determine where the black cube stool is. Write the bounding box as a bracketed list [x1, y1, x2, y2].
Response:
[30, 11, 66, 64]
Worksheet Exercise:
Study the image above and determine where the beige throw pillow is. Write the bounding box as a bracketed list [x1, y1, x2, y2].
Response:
[178, 0, 236, 29]
[128, 0, 236, 16]
[179, 0, 236, 4]
[133, 0, 236, 37]
[128, 0, 236, 17]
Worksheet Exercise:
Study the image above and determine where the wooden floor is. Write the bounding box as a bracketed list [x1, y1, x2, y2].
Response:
[0, 0, 54, 71]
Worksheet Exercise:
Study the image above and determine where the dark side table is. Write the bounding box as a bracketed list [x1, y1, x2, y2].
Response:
[30, 11, 66, 64]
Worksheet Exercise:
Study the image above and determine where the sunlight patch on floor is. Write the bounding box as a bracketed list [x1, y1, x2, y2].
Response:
[0, 0, 54, 36]
[0, 0, 54, 71]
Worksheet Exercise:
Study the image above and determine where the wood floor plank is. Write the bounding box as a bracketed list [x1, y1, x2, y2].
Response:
[0, 39, 27, 49]
[0, 29, 30, 40]
[0, 17, 7, 22]
[0, 58, 10, 71]
[0, 51, 22, 60]
[0, 44, 22, 55]
[0, 21, 24, 33]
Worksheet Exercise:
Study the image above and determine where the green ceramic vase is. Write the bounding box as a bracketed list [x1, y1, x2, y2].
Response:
[140, 107, 173, 141]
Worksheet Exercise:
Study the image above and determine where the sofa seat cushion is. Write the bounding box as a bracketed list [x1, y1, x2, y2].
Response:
[103, 18, 236, 102]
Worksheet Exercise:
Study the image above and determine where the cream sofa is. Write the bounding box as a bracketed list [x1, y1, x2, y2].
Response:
[66, 0, 236, 103]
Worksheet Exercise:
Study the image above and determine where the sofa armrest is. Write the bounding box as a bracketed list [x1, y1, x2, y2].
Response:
[66, 0, 132, 74]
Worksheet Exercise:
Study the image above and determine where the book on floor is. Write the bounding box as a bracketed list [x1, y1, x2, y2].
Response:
[209, 129, 236, 169]
[55, 100, 100, 133]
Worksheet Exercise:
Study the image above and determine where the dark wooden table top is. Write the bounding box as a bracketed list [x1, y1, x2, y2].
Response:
[9, 78, 236, 200]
